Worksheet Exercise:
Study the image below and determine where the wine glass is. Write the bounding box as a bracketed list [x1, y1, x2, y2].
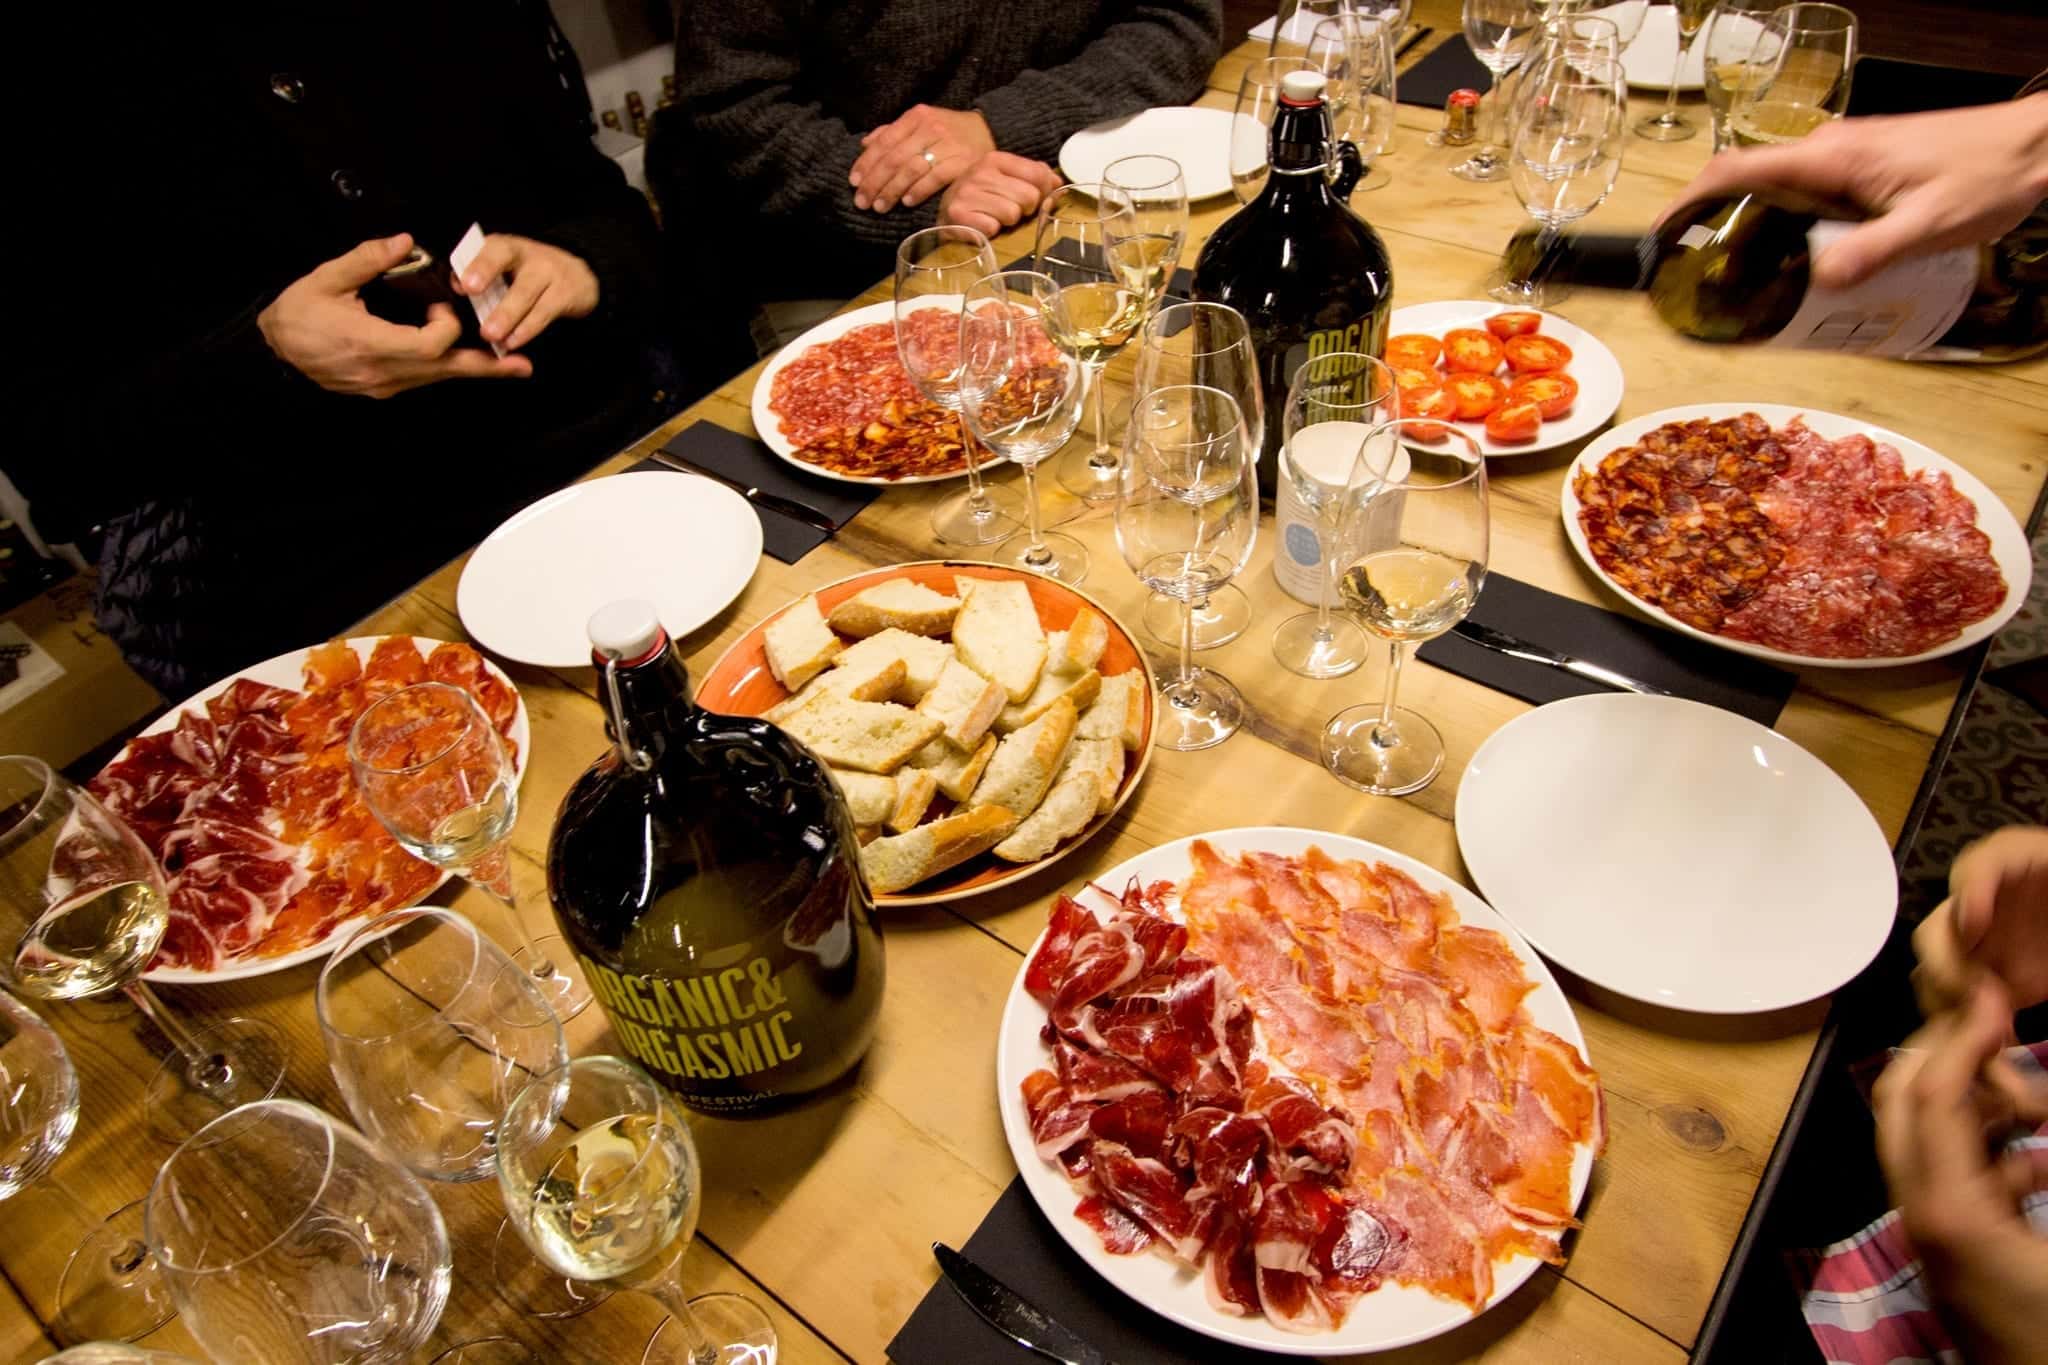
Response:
[1583, 0, 1648, 49]
[430, 1341, 541, 1364]
[1102, 155, 1188, 316]
[1725, 3, 1857, 147]
[1272, 352, 1400, 678]
[1033, 184, 1151, 504]
[1230, 58, 1298, 205]
[1114, 385, 1261, 751]
[1321, 423, 1489, 795]
[1455, 0, 1545, 180]
[959, 272, 1090, 582]
[0, 756, 285, 1143]
[1311, 17, 1400, 192]
[38, 1348, 203, 1364]
[895, 225, 1022, 546]
[1268, 0, 1355, 56]
[498, 1055, 778, 1365]
[1356, 0, 1413, 43]
[1495, 56, 1627, 305]
[349, 682, 591, 1022]
[1, 986, 75, 1199]
[1699, 2, 1779, 148]
[143, 1098, 453, 1363]
[1635, 0, 1719, 141]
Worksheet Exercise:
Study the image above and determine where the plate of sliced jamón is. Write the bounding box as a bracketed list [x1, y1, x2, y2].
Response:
[695, 562, 1157, 905]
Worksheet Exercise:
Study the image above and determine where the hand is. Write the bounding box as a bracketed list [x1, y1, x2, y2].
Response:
[454, 233, 600, 352]
[1664, 92, 2048, 287]
[850, 104, 995, 212]
[257, 234, 531, 399]
[939, 154, 1066, 237]
[1914, 825, 2048, 1018]
[1873, 982, 2048, 1365]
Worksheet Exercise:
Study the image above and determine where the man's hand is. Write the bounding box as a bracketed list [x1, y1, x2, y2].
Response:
[1664, 93, 2048, 288]
[850, 104, 996, 212]
[939, 154, 1066, 237]
[257, 234, 531, 399]
[1915, 825, 2048, 1018]
[454, 233, 600, 352]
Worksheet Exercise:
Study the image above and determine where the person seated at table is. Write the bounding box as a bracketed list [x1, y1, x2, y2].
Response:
[14, 3, 676, 698]
[651, 0, 1224, 371]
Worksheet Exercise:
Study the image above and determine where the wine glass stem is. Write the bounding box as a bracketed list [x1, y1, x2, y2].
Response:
[1089, 363, 1115, 468]
[957, 413, 992, 511]
[638, 1268, 722, 1365]
[120, 981, 232, 1095]
[1660, 35, 1692, 122]
[1020, 463, 1052, 567]
[1483, 65, 1504, 154]
[1375, 639, 1407, 744]
[1313, 512, 1339, 640]
[471, 847, 557, 981]
[1172, 591, 1199, 704]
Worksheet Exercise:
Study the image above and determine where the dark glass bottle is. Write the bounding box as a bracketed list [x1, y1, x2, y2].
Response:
[547, 601, 885, 1116]
[1191, 69, 1395, 497]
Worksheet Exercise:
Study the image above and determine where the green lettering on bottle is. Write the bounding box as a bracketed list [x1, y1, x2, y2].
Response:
[651, 978, 692, 1030]
[644, 1026, 683, 1075]
[767, 1009, 803, 1062]
[692, 1030, 734, 1080]
[620, 973, 664, 1027]
[719, 1025, 764, 1076]
[670, 975, 725, 1028]
[717, 967, 754, 1022]
[670, 1030, 709, 1079]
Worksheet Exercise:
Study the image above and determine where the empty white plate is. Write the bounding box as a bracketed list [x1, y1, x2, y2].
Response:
[1456, 694, 1895, 1013]
[457, 472, 761, 667]
[1060, 107, 1236, 200]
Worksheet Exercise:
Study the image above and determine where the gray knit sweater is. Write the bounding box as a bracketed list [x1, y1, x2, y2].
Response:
[660, 0, 1222, 302]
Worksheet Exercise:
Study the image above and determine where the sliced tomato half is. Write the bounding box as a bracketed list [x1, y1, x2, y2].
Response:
[1442, 328, 1506, 374]
[1393, 366, 1441, 397]
[1503, 334, 1574, 373]
[1443, 372, 1507, 420]
[1400, 385, 1460, 442]
[1484, 401, 1542, 443]
[1506, 371, 1579, 419]
[1485, 311, 1543, 340]
[1386, 334, 1444, 370]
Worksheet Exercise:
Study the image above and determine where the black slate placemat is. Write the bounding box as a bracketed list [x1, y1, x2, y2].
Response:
[629, 421, 879, 565]
[1417, 573, 1797, 726]
[1399, 38, 1494, 109]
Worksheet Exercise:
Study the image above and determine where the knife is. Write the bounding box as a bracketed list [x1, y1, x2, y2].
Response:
[647, 449, 840, 534]
[1395, 24, 1433, 59]
[1452, 621, 1672, 696]
[933, 1242, 1112, 1365]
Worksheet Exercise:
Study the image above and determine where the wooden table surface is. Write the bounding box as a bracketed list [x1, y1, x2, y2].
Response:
[7, 11, 2046, 1364]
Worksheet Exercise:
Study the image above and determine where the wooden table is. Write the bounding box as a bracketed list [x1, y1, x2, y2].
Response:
[6, 13, 2045, 1364]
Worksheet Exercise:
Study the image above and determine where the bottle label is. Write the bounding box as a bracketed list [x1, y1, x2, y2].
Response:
[1754, 220, 1977, 355]
[1274, 471, 1327, 604]
[577, 951, 804, 1110]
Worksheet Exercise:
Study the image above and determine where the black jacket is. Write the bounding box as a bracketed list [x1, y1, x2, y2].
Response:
[18, 2, 669, 695]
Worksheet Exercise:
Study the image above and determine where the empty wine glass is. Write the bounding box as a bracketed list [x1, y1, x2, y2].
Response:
[1725, 3, 1857, 147]
[144, 1099, 452, 1363]
[959, 271, 1090, 582]
[349, 683, 591, 1022]
[1495, 55, 1627, 305]
[1, 986, 75, 1198]
[1115, 385, 1260, 751]
[1322, 423, 1489, 795]
[1230, 58, 1297, 205]
[1583, 0, 1648, 49]
[1272, 352, 1400, 678]
[1312, 17, 1400, 191]
[1699, 2, 1779, 148]
[1636, 0, 1719, 141]
[1456, 0, 1545, 180]
[1267, 0, 1356, 56]
[1034, 184, 1153, 504]
[895, 224, 1022, 545]
[498, 1055, 778, 1365]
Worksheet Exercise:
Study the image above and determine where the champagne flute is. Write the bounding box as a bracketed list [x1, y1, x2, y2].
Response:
[1724, 3, 1857, 147]
[1699, 2, 1779, 149]
[350, 682, 591, 1021]
[1034, 184, 1150, 504]
[1272, 352, 1399, 678]
[143, 1099, 453, 1363]
[1114, 384, 1261, 751]
[498, 1055, 778, 1365]
[1495, 55, 1627, 305]
[958, 271, 1090, 581]
[895, 225, 1022, 546]
[1231, 58, 1299, 205]
[1321, 423, 1489, 795]
[1635, 0, 1719, 141]
[1455, 0, 1546, 181]
[1312, 17, 1400, 191]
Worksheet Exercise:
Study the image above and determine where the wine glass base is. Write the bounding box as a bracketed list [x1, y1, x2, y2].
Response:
[643, 1293, 779, 1365]
[1449, 150, 1509, 182]
[1055, 443, 1123, 503]
[993, 530, 1090, 584]
[1486, 274, 1568, 308]
[1633, 113, 1697, 141]
[504, 935, 591, 1023]
[1144, 585, 1250, 651]
[490, 1217, 612, 1320]
[931, 484, 1023, 546]
[1156, 670, 1248, 751]
[54, 1198, 177, 1344]
[1356, 164, 1393, 192]
[1272, 612, 1369, 679]
[143, 1015, 287, 1144]
[1320, 704, 1445, 796]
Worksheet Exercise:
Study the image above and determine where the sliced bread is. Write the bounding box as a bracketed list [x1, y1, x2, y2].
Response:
[762, 595, 842, 691]
[909, 733, 998, 803]
[764, 656, 907, 725]
[952, 579, 1047, 703]
[1075, 671, 1145, 752]
[1048, 609, 1110, 676]
[827, 579, 961, 638]
[862, 804, 1018, 894]
[992, 769, 1099, 863]
[995, 667, 1101, 734]
[831, 628, 953, 702]
[827, 768, 899, 827]
[1056, 736, 1125, 817]
[916, 657, 1006, 750]
[781, 695, 943, 774]
[886, 769, 939, 833]
[969, 697, 1077, 817]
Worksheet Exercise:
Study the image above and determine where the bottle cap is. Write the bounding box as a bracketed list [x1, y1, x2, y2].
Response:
[1279, 70, 1326, 105]
[1449, 88, 1482, 107]
[588, 599, 666, 664]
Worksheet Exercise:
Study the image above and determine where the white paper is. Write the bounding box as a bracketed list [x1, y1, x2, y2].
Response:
[449, 223, 509, 358]
[1249, 10, 1326, 43]
[0, 622, 63, 715]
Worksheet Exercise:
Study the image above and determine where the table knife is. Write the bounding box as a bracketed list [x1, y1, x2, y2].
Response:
[647, 450, 839, 534]
[1395, 24, 1433, 58]
[932, 1242, 1112, 1365]
[1452, 621, 1672, 696]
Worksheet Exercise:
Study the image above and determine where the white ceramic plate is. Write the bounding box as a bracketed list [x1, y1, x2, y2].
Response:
[1387, 302, 1625, 457]
[1560, 403, 2031, 668]
[1457, 694, 1895, 1013]
[135, 637, 531, 985]
[1622, 4, 1707, 90]
[457, 471, 761, 667]
[1060, 107, 1237, 200]
[996, 827, 1597, 1354]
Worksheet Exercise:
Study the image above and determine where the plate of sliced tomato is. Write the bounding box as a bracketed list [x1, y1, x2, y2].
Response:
[1384, 303, 1624, 457]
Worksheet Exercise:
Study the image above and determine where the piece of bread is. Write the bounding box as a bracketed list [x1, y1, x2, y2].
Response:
[969, 698, 1077, 817]
[861, 805, 1018, 894]
[1092, 742, 1127, 815]
[886, 769, 939, 834]
[827, 579, 961, 639]
[1075, 671, 1145, 752]
[781, 696, 943, 774]
[827, 768, 899, 827]
[1048, 610, 1110, 677]
[992, 769, 1100, 863]
[909, 734, 998, 803]
[763, 595, 843, 691]
[995, 667, 1101, 735]
[831, 629, 953, 702]
[1056, 736, 1125, 817]
[952, 579, 1047, 703]
[764, 656, 907, 724]
[915, 657, 1005, 751]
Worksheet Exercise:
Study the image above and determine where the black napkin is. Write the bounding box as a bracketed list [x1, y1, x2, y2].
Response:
[1003, 240, 1196, 303]
[1846, 57, 2024, 117]
[627, 421, 879, 565]
[889, 1178, 1295, 1364]
[1417, 574, 1797, 726]
[1398, 38, 1494, 109]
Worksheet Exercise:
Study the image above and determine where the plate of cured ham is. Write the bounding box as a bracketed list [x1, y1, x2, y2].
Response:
[90, 637, 528, 984]
[997, 829, 1605, 1353]
[1563, 404, 2030, 667]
